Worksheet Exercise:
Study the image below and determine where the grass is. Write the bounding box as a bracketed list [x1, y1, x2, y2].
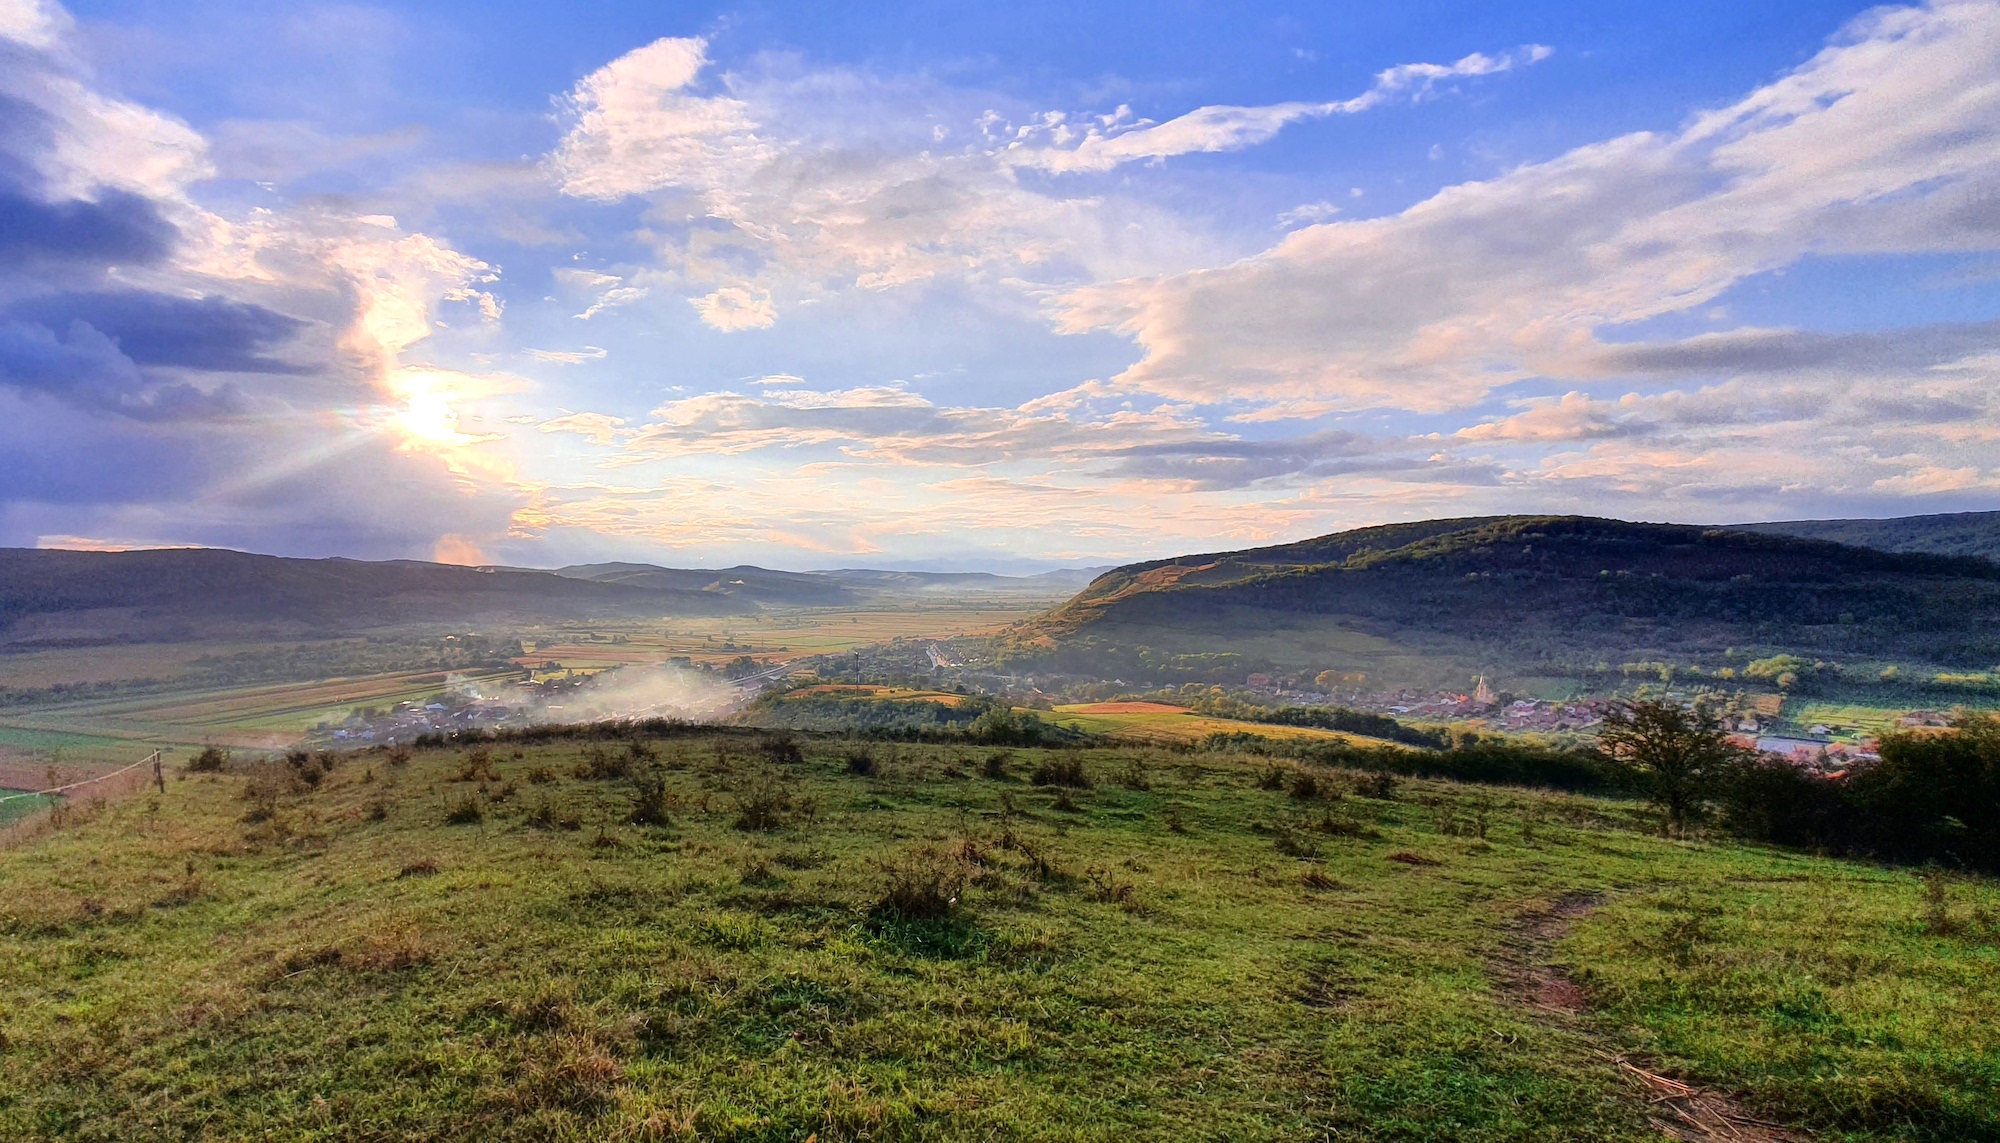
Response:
[0, 733, 1994, 1141]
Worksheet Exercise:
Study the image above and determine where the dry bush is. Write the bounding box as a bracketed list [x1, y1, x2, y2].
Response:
[1117, 760, 1151, 790]
[525, 765, 556, 784]
[526, 799, 582, 831]
[397, 858, 439, 879]
[453, 750, 499, 783]
[759, 735, 804, 766]
[1030, 757, 1090, 788]
[1355, 771, 1401, 799]
[387, 745, 412, 766]
[1257, 767, 1287, 791]
[732, 774, 792, 831]
[572, 746, 629, 781]
[1289, 772, 1322, 801]
[982, 752, 1012, 780]
[444, 795, 483, 825]
[872, 847, 968, 921]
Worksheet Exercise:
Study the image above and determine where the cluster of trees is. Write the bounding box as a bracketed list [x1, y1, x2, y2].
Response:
[1225, 697, 2000, 872]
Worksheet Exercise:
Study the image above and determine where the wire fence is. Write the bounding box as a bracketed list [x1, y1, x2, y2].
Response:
[0, 750, 163, 844]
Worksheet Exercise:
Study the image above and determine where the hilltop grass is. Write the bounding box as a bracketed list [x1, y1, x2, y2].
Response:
[0, 733, 1995, 1141]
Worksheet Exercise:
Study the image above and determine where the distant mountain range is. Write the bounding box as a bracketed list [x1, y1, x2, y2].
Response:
[0, 548, 1108, 648]
[1011, 513, 2000, 688]
[549, 563, 1108, 609]
[1733, 510, 2000, 560]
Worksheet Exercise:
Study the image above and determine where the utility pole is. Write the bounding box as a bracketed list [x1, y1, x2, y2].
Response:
[152, 749, 165, 794]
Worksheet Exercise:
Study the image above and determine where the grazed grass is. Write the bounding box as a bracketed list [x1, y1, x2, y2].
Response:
[0, 735, 1993, 1141]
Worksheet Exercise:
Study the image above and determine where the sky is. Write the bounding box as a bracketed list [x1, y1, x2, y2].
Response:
[1, 0, 1997, 571]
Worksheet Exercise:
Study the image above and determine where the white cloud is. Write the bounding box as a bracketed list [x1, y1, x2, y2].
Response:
[1058, 1, 2000, 414]
[691, 285, 776, 330]
[547, 36, 768, 201]
[0, 0, 68, 51]
[526, 345, 608, 363]
[1005, 46, 1551, 174]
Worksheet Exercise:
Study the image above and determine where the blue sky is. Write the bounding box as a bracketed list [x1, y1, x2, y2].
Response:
[2, 0, 1996, 569]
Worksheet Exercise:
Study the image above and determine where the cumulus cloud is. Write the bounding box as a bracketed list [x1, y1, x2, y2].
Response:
[547, 36, 766, 201]
[1060, 1, 2000, 413]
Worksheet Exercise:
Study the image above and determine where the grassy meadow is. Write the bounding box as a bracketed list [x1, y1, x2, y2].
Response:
[0, 730, 1995, 1141]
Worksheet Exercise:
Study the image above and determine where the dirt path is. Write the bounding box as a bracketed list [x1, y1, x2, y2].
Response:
[1495, 893, 1809, 1143]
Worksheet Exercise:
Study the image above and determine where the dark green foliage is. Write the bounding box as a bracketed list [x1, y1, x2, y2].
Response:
[967, 703, 1050, 745]
[732, 773, 792, 831]
[1017, 515, 2000, 683]
[1030, 757, 1090, 788]
[1281, 737, 1618, 794]
[1737, 510, 2000, 560]
[1725, 713, 2000, 871]
[626, 769, 671, 827]
[184, 746, 229, 773]
[1598, 700, 1748, 830]
[443, 795, 482, 825]
[842, 747, 878, 776]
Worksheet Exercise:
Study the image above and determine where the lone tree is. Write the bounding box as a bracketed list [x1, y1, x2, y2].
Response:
[1599, 699, 1748, 832]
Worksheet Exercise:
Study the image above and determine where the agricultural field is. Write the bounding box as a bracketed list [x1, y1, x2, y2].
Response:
[0, 730, 1994, 1141]
[1045, 701, 1407, 748]
[519, 606, 1040, 672]
[0, 669, 520, 751]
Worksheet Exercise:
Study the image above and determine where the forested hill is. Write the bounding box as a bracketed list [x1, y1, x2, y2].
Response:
[1016, 516, 2000, 679]
[1734, 510, 2000, 560]
[0, 547, 744, 647]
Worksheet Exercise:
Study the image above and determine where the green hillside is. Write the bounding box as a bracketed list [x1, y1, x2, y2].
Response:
[1014, 516, 2000, 687]
[0, 548, 746, 648]
[1, 730, 1995, 1141]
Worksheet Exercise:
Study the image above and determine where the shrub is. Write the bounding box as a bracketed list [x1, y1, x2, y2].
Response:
[572, 746, 629, 781]
[982, 752, 1011, 780]
[843, 748, 878, 777]
[1031, 757, 1091, 788]
[1288, 772, 1321, 801]
[444, 795, 483, 825]
[872, 848, 967, 921]
[759, 735, 804, 766]
[733, 774, 792, 831]
[525, 765, 555, 784]
[1256, 767, 1286, 790]
[453, 751, 499, 783]
[627, 770, 671, 827]
[1117, 759, 1150, 790]
[185, 746, 230, 773]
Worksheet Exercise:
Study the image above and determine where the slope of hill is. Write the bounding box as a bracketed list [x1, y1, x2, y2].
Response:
[553, 562, 861, 607]
[0, 548, 745, 648]
[552, 562, 1112, 605]
[2, 732, 1995, 1141]
[1733, 510, 2000, 560]
[1014, 516, 2000, 686]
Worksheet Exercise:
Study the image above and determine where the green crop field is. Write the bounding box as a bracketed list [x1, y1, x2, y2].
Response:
[0, 731, 1994, 1141]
